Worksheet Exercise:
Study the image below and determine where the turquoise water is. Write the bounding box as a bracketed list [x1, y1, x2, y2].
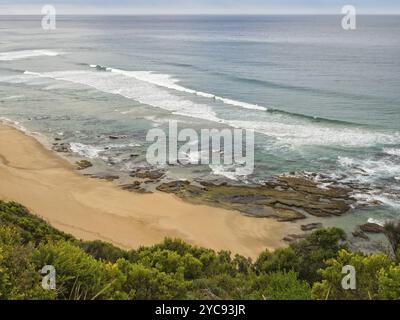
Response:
[0, 15, 399, 230]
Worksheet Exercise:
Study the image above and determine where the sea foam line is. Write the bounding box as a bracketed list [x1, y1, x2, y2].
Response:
[93, 66, 268, 111]
[0, 50, 62, 61]
[383, 148, 400, 157]
[18, 69, 400, 148]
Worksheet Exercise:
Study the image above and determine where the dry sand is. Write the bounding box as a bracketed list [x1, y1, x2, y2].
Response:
[0, 123, 299, 258]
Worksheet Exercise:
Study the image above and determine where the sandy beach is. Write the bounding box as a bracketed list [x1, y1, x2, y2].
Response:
[0, 123, 298, 258]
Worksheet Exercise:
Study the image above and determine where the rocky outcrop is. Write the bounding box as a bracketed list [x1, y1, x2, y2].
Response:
[75, 160, 93, 170]
[52, 143, 70, 153]
[156, 175, 356, 221]
[359, 223, 385, 234]
[121, 181, 151, 194]
[130, 168, 165, 180]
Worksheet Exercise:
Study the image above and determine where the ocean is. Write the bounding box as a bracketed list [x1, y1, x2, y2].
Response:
[0, 15, 399, 232]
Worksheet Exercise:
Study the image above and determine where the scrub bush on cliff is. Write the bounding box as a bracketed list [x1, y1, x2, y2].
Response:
[248, 271, 312, 300]
[32, 240, 123, 299]
[312, 249, 400, 300]
[0, 225, 55, 299]
[255, 228, 346, 284]
[115, 258, 189, 299]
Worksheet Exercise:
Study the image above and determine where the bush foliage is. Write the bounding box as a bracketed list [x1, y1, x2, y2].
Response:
[0, 201, 399, 300]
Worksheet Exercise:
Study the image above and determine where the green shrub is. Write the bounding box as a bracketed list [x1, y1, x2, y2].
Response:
[0, 201, 399, 300]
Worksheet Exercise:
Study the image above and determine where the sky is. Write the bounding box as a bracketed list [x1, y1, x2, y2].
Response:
[0, 0, 399, 15]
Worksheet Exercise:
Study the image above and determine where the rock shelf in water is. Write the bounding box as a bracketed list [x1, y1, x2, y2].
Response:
[156, 174, 358, 221]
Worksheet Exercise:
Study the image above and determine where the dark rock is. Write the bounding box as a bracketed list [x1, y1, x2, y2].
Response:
[121, 182, 152, 194]
[75, 160, 93, 170]
[275, 209, 306, 221]
[52, 144, 70, 153]
[93, 175, 120, 181]
[157, 181, 306, 221]
[54, 137, 62, 141]
[359, 223, 384, 234]
[283, 234, 307, 243]
[156, 172, 359, 221]
[109, 135, 128, 140]
[130, 168, 165, 180]
[121, 181, 141, 190]
[352, 230, 370, 240]
[156, 180, 190, 193]
[95, 65, 107, 71]
[301, 223, 323, 232]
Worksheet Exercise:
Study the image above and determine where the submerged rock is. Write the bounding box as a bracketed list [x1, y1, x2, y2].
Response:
[301, 223, 323, 231]
[75, 160, 93, 170]
[352, 230, 370, 240]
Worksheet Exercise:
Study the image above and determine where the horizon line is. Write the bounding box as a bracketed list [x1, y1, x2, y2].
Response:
[1, 13, 400, 16]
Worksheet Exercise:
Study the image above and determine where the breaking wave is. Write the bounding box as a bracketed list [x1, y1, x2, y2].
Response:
[1, 69, 397, 148]
[0, 50, 62, 61]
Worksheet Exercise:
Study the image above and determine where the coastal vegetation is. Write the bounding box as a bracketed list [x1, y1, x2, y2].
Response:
[0, 201, 399, 300]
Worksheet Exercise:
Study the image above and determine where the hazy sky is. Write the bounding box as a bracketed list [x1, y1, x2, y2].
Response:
[1, 0, 399, 15]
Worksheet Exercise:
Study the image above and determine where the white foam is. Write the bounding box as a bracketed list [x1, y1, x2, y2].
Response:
[0, 50, 61, 61]
[2, 95, 24, 100]
[11, 69, 400, 148]
[209, 164, 251, 181]
[367, 218, 388, 227]
[109, 68, 267, 111]
[178, 149, 209, 165]
[338, 156, 400, 178]
[105, 143, 141, 150]
[383, 148, 400, 156]
[0, 116, 28, 133]
[214, 97, 266, 111]
[337, 156, 400, 209]
[227, 119, 399, 147]
[70, 142, 103, 159]
[22, 69, 220, 123]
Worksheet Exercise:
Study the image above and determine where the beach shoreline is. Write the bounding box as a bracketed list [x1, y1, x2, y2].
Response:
[0, 122, 299, 259]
